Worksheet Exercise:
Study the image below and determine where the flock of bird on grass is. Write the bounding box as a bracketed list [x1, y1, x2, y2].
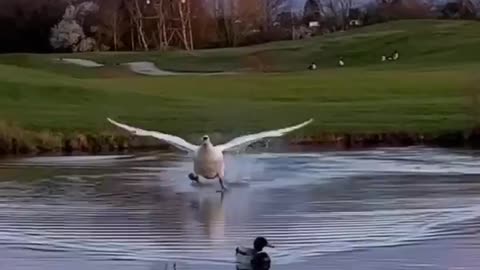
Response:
[308, 49, 400, 70]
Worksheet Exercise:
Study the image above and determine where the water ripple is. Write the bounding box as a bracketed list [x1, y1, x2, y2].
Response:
[0, 147, 479, 267]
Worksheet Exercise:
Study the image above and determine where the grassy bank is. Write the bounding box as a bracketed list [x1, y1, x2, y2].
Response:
[0, 20, 479, 154]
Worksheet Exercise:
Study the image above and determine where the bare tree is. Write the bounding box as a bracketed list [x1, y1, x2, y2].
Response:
[176, 0, 194, 50]
[263, 0, 290, 30]
[121, 0, 194, 51]
[314, 0, 352, 31]
[233, 0, 261, 45]
[377, 0, 432, 20]
[97, 0, 126, 50]
[123, 0, 148, 50]
[190, 0, 217, 48]
[154, 0, 168, 49]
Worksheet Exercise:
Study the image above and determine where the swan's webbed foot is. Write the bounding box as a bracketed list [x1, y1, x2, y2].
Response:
[216, 177, 228, 193]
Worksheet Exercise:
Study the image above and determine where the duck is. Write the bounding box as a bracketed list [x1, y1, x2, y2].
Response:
[236, 237, 274, 270]
[381, 55, 386, 62]
[308, 62, 317, 70]
[338, 57, 345, 67]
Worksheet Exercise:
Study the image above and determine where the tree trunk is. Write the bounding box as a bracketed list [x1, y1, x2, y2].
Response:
[187, 0, 194, 50]
[156, 20, 163, 49]
[220, 0, 232, 46]
[113, 9, 118, 51]
[231, 0, 237, 47]
[134, 0, 149, 51]
[178, 0, 190, 50]
[155, 0, 167, 50]
[130, 16, 136, 50]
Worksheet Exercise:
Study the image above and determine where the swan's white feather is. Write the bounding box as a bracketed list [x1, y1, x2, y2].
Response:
[107, 118, 199, 153]
[217, 118, 314, 152]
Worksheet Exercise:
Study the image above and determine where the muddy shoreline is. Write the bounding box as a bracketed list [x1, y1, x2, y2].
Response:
[1, 127, 480, 157]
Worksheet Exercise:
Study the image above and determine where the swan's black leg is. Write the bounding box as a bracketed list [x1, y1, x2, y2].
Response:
[217, 176, 228, 192]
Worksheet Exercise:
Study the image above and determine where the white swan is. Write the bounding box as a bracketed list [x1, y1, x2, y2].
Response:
[107, 117, 313, 191]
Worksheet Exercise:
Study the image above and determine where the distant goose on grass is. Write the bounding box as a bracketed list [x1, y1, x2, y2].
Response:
[338, 57, 345, 67]
[308, 62, 317, 70]
[381, 55, 386, 62]
[107, 118, 313, 192]
[393, 50, 399, 60]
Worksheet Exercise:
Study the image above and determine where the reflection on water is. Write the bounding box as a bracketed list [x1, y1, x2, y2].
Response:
[0, 147, 479, 269]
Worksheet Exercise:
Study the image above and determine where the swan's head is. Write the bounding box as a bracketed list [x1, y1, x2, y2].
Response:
[202, 135, 210, 145]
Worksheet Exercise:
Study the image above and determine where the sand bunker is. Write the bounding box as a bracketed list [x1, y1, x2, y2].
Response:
[55, 58, 235, 76]
[56, 58, 104, 67]
[123, 61, 178, 76]
[124, 61, 236, 76]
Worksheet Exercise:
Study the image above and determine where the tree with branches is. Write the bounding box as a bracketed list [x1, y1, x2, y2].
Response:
[50, 1, 99, 52]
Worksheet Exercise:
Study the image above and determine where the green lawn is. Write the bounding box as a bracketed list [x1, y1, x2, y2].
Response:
[0, 20, 479, 146]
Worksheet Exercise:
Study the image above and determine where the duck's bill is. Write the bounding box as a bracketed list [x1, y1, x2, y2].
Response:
[266, 243, 275, 248]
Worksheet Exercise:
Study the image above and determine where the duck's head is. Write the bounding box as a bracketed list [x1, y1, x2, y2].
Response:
[253, 237, 274, 252]
[202, 135, 210, 145]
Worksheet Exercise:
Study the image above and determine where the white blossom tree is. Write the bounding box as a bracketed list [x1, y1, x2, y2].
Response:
[50, 1, 99, 52]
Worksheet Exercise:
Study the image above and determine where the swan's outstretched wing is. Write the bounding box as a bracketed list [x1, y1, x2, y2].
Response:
[107, 118, 198, 153]
[217, 118, 313, 152]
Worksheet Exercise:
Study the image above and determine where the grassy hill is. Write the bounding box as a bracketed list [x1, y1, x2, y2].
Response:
[0, 20, 479, 153]
[2, 20, 480, 75]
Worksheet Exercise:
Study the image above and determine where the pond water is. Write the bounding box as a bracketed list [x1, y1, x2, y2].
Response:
[0, 147, 479, 270]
